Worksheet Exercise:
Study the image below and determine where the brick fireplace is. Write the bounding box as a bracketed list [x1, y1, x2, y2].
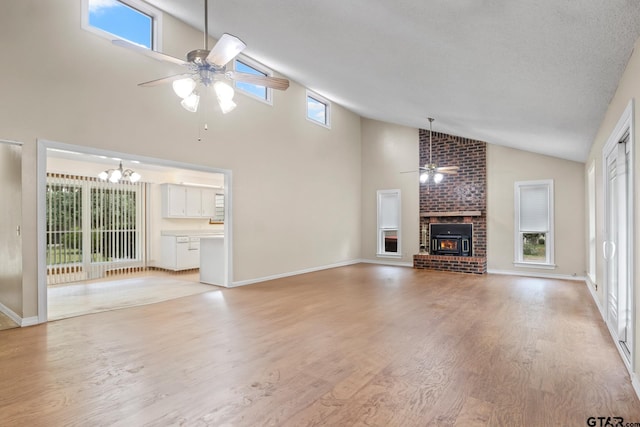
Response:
[413, 129, 487, 274]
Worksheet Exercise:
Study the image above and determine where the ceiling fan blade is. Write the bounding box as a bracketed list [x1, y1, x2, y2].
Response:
[206, 33, 247, 67]
[138, 73, 193, 87]
[227, 71, 290, 91]
[112, 39, 187, 66]
[400, 170, 419, 174]
[438, 170, 458, 175]
[436, 166, 460, 171]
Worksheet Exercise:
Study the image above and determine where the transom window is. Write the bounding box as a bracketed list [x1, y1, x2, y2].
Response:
[82, 0, 162, 50]
[514, 180, 555, 268]
[306, 90, 331, 128]
[233, 58, 273, 104]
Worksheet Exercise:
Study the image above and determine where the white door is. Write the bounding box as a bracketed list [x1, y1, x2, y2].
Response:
[0, 141, 22, 316]
[604, 132, 632, 359]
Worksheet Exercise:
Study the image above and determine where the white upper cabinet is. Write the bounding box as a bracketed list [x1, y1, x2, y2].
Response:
[200, 189, 217, 218]
[161, 184, 219, 219]
[185, 187, 202, 217]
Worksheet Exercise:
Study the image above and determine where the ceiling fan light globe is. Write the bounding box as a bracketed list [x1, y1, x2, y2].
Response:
[218, 98, 237, 114]
[214, 81, 235, 101]
[98, 171, 109, 181]
[172, 78, 196, 99]
[419, 172, 429, 184]
[181, 93, 200, 112]
[434, 173, 444, 184]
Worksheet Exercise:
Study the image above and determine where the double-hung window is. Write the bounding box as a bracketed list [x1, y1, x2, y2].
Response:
[377, 189, 401, 257]
[82, 0, 163, 51]
[233, 57, 273, 104]
[514, 180, 555, 268]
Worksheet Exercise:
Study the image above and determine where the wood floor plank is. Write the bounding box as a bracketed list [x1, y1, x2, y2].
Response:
[1, 264, 639, 426]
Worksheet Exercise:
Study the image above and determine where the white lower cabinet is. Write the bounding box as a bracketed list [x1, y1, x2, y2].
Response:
[161, 235, 201, 271]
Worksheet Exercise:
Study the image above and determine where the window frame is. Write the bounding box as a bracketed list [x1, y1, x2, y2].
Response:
[233, 56, 274, 105]
[376, 189, 401, 258]
[306, 90, 331, 129]
[81, 0, 163, 52]
[513, 179, 555, 268]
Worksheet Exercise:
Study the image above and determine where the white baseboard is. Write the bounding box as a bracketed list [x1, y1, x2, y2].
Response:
[633, 374, 640, 401]
[583, 273, 639, 402]
[487, 269, 586, 282]
[359, 258, 413, 267]
[584, 276, 605, 319]
[0, 301, 38, 327]
[231, 259, 362, 287]
[21, 316, 39, 327]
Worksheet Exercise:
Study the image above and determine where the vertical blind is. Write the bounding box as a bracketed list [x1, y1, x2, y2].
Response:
[46, 173, 146, 285]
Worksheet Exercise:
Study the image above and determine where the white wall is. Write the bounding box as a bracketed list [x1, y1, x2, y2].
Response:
[360, 119, 419, 264]
[585, 36, 640, 374]
[486, 144, 585, 277]
[0, 0, 362, 318]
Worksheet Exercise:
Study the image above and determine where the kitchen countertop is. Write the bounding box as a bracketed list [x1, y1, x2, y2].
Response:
[161, 230, 224, 237]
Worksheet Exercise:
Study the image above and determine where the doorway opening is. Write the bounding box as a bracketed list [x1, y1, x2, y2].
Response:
[38, 140, 233, 322]
[0, 140, 22, 330]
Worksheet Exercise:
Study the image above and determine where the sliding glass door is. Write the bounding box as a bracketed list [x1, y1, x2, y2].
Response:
[46, 174, 145, 285]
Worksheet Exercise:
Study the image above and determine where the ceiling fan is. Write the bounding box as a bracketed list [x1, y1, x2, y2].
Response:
[419, 117, 459, 184]
[112, 0, 290, 113]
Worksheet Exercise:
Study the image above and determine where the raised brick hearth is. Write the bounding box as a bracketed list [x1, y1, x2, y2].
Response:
[414, 129, 488, 274]
[414, 254, 487, 274]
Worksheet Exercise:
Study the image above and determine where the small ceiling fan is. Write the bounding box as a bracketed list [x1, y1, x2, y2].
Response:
[112, 0, 289, 113]
[419, 117, 459, 184]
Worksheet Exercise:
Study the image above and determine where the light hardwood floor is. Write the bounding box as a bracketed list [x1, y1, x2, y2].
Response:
[1, 264, 639, 426]
[47, 270, 213, 320]
[0, 311, 18, 331]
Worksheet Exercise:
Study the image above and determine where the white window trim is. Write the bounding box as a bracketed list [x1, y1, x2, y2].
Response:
[306, 90, 331, 129]
[513, 179, 555, 268]
[376, 189, 401, 258]
[81, 0, 163, 52]
[233, 55, 273, 105]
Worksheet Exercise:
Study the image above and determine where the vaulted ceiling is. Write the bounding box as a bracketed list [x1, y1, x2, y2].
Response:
[144, 0, 640, 162]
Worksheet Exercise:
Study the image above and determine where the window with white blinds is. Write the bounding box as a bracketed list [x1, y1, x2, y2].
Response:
[377, 189, 401, 257]
[514, 180, 554, 267]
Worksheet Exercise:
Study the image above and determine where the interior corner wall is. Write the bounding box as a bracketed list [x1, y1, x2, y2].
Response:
[360, 118, 419, 264]
[585, 35, 640, 375]
[486, 144, 585, 277]
[0, 0, 362, 318]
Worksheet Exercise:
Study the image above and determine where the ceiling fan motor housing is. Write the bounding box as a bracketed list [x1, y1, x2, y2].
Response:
[187, 49, 212, 65]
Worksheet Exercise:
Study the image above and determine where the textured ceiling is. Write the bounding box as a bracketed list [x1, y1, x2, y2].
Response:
[144, 0, 640, 162]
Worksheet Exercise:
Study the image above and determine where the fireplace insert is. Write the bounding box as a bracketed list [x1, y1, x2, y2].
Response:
[432, 234, 470, 256]
[429, 223, 473, 256]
